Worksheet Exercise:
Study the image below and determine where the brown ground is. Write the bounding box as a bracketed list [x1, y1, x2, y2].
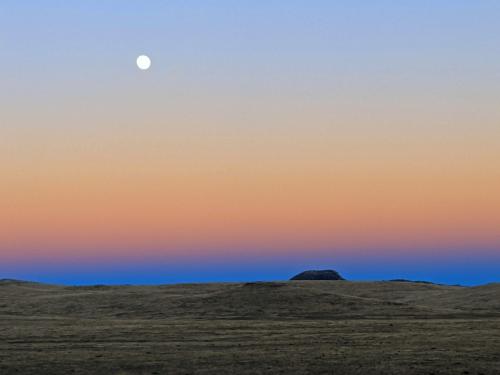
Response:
[1, 279, 500, 374]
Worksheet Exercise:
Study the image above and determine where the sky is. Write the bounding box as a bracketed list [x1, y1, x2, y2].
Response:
[1, 1, 500, 285]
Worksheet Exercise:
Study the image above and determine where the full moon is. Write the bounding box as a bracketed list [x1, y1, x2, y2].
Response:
[136, 55, 151, 70]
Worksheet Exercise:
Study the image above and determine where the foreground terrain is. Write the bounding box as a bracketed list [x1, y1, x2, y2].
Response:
[1, 279, 500, 374]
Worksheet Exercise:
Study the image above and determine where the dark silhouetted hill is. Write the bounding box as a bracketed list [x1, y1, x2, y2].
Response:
[290, 270, 344, 281]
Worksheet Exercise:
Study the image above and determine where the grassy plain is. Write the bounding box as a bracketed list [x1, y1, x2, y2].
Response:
[1, 279, 499, 374]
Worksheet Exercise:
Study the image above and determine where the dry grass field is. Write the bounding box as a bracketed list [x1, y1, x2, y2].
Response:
[1, 279, 500, 374]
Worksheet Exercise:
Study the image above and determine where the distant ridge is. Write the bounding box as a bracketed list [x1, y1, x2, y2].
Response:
[0, 279, 34, 284]
[389, 279, 435, 284]
[0, 279, 56, 287]
[388, 279, 464, 287]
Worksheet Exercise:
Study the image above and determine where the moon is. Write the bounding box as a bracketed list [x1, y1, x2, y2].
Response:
[136, 55, 151, 70]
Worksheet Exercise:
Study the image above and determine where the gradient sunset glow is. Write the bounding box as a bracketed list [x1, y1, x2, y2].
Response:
[1, 1, 500, 285]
